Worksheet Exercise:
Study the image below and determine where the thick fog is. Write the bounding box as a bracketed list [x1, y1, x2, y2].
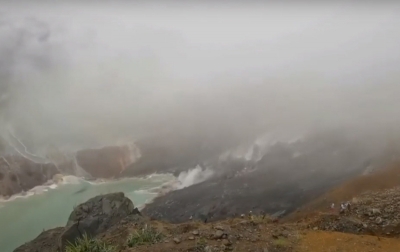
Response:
[1, 2, 400, 154]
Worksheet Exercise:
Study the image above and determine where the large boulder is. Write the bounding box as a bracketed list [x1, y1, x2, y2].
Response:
[60, 192, 142, 249]
[14, 192, 142, 252]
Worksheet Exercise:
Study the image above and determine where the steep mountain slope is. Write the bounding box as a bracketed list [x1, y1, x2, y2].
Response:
[285, 161, 400, 223]
[143, 131, 397, 223]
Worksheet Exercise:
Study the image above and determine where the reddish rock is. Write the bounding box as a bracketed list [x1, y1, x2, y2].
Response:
[76, 145, 137, 178]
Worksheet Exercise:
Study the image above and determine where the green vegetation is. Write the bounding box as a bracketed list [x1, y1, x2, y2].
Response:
[272, 237, 290, 248]
[192, 237, 208, 252]
[65, 234, 115, 252]
[127, 225, 163, 247]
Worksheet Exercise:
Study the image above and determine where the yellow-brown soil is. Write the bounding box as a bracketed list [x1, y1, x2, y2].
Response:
[297, 231, 400, 252]
[286, 161, 400, 223]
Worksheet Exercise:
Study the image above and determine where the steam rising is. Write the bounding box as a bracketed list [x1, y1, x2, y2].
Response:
[177, 165, 214, 189]
[1, 2, 400, 154]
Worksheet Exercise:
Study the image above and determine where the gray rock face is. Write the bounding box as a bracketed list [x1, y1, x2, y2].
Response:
[14, 192, 142, 252]
[13, 228, 64, 252]
[67, 192, 136, 225]
[61, 192, 140, 249]
[0, 155, 58, 197]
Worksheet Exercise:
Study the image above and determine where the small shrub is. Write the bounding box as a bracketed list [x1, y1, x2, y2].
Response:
[65, 234, 115, 252]
[272, 237, 290, 248]
[127, 225, 163, 247]
[192, 238, 207, 252]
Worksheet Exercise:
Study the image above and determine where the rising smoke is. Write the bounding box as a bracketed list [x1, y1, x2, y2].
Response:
[177, 165, 214, 189]
[1, 2, 400, 156]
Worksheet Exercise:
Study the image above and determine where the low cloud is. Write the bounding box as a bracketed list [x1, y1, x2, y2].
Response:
[1, 2, 400, 156]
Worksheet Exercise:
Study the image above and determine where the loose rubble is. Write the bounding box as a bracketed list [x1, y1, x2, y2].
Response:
[312, 187, 400, 237]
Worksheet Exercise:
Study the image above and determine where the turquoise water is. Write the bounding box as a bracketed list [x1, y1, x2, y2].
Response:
[0, 175, 175, 252]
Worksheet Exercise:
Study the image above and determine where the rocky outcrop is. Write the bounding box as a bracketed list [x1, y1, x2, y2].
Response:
[60, 192, 142, 249]
[66, 192, 140, 226]
[12, 228, 64, 252]
[76, 145, 140, 178]
[14, 192, 143, 252]
[314, 187, 400, 237]
[45, 147, 88, 178]
[0, 141, 142, 197]
[0, 155, 58, 197]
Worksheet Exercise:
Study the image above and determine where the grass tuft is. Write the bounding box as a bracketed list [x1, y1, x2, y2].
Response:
[272, 237, 290, 248]
[65, 234, 115, 252]
[127, 225, 163, 247]
[192, 237, 208, 252]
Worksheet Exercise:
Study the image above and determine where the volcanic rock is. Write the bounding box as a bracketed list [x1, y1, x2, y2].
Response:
[14, 192, 142, 252]
[0, 155, 58, 197]
[76, 145, 139, 178]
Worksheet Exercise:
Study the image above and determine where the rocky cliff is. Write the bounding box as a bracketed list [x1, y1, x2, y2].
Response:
[76, 145, 140, 178]
[0, 155, 58, 197]
[0, 138, 142, 197]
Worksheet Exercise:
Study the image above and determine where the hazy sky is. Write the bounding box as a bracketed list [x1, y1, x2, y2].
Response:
[1, 2, 400, 152]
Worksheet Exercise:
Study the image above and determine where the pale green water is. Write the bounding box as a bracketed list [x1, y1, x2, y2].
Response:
[0, 175, 175, 252]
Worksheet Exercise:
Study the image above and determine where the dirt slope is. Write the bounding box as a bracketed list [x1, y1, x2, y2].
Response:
[297, 231, 400, 252]
[285, 161, 400, 223]
[100, 215, 400, 252]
